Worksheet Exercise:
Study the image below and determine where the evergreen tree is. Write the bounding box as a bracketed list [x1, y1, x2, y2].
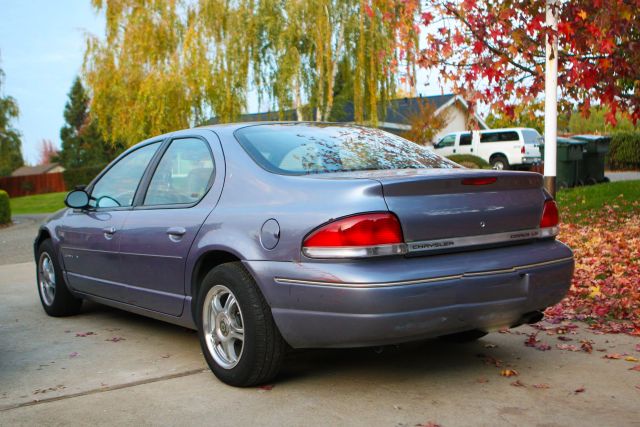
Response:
[58, 77, 121, 169]
[0, 66, 24, 177]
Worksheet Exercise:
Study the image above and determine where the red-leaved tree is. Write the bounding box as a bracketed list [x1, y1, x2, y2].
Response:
[38, 139, 58, 165]
[419, 0, 640, 125]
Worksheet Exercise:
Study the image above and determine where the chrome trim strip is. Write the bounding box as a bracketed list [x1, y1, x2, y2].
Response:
[274, 256, 573, 288]
[63, 246, 182, 259]
[406, 227, 557, 253]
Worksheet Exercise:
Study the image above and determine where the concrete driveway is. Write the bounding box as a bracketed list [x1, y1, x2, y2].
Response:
[1, 262, 639, 426]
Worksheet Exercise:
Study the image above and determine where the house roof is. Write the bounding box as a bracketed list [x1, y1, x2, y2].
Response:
[204, 94, 458, 126]
[11, 163, 62, 177]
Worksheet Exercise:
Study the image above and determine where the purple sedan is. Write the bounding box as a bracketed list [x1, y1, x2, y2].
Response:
[35, 123, 573, 386]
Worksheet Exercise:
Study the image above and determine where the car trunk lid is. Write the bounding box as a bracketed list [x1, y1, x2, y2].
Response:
[370, 169, 545, 252]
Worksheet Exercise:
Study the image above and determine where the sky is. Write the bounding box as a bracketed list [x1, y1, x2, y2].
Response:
[0, 1, 446, 166]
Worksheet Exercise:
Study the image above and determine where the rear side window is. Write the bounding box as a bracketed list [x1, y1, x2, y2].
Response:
[235, 124, 457, 175]
[459, 133, 472, 145]
[144, 138, 214, 206]
[522, 129, 543, 145]
[480, 131, 519, 143]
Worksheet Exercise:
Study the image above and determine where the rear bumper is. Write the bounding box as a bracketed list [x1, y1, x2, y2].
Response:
[245, 240, 574, 348]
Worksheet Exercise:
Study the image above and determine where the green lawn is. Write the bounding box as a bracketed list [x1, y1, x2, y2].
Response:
[556, 179, 640, 221]
[10, 192, 67, 216]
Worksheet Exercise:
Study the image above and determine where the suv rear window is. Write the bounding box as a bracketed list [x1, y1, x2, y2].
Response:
[235, 124, 457, 175]
[480, 131, 519, 143]
[522, 129, 543, 145]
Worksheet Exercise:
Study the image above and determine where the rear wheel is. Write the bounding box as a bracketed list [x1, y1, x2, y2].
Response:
[439, 329, 488, 343]
[490, 155, 509, 170]
[37, 239, 82, 316]
[197, 262, 286, 387]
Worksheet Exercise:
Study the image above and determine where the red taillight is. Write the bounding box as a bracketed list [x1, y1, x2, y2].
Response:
[461, 177, 497, 186]
[540, 200, 559, 229]
[302, 213, 406, 258]
[521, 146, 526, 154]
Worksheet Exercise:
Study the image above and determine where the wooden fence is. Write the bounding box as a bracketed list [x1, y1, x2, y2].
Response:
[0, 172, 67, 198]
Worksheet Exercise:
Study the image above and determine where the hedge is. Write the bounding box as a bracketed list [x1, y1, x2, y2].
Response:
[608, 131, 640, 170]
[62, 164, 107, 190]
[0, 190, 10, 225]
[447, 154, 491, 169]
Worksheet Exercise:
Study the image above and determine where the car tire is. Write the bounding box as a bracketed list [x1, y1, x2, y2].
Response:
[439, 329, 488, 343]
[36, 239, 83, 317]
[197, 262, 286, 387]
[490, 155, 509, 170]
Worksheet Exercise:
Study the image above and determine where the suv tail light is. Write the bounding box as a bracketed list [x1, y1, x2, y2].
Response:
[302, 213, 407, 258]
[521, 146, 526, 154]
[539, 199, 559, 238]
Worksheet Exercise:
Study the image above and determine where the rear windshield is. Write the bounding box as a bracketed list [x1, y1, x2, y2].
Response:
[234, 124, 457, 175]
[522, 129, 543, 145]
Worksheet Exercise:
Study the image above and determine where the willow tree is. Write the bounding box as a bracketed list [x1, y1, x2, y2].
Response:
[84, 0, 421, 147]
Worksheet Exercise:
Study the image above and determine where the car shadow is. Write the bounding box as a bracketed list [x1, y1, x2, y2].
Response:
[77, 300, 528, 385]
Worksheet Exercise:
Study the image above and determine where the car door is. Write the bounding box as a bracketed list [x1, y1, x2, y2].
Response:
[116, 134, 224, 316]
[457, 132, 473, 156]
[59, 141, 162, 300]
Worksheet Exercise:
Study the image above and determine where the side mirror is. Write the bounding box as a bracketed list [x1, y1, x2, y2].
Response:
[65, 190, 90, 209]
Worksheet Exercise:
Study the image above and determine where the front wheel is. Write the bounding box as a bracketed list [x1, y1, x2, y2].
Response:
[197, 262, 286, 387]
[37, 240, 82, 316]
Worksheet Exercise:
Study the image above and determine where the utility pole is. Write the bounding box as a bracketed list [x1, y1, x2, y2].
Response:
[544, 0, 558, 197]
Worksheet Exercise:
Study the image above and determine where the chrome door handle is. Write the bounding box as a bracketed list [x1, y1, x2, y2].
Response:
[103, 226, 116, 235]
[167, 227, 186, 237]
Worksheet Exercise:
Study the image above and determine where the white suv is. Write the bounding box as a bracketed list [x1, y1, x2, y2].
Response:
[432, 128, 542, 170]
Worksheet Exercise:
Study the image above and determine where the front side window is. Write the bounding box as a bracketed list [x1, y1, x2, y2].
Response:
[144, 138, 214, 206]
[91, 142, 160, 208]
[437, 134, 456, 148]
[459, 133, 472, 146]
[235, 124, 457, 175]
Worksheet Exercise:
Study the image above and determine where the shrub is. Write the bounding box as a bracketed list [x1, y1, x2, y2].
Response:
[0, 190, 10, 225]
[447, 154, 491, 169]
[62, 164, 107, 190]
[608, 131, 640, 170]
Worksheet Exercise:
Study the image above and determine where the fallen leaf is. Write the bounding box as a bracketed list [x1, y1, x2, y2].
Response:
[69, 352, 78, 358]
[105, 336, 125, 342]
[510, 380, 526, 387]
[625, 356, 639, 362]
[636, 344, 640, 352]
[500, 369, 519, 377]
[604, 353, 623, 360]
[259, 384, 274, 391]
[75, 332, 95, 337]
[525, 333, 538, 347]
[533, 383, 550, 389]
[629, 365, 640, 372]
[536, 343, 552, 351]
[415, 423, 441, 427]
[580, 340, 594, 353]
[574, 387, 586, 394]
[557, 336, 573, 342]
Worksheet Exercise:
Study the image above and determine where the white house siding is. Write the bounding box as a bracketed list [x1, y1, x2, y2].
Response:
[433, 104, 469, 142]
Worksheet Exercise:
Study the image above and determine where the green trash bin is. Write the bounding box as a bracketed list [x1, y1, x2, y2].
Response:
[540, 137, 586, 188]
[570, 135, 611, 184]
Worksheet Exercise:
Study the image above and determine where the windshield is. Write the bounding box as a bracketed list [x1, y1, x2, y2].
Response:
[234, 124, 458, 175]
